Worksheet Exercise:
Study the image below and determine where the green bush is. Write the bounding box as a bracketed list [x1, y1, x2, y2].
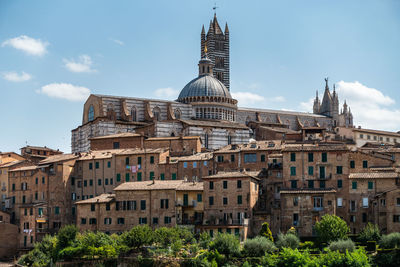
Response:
[276, 233, 300, 249]
[275, 248, 314, 267]
[372, 249, 400, 267]
[121, 225, 154, 249]
[210, 233, 240, 258]
[243, 236, 277, 257]
[358, 223, 381, 243]
[299, 241, 315, 250]
[328, 239, 355, 253]
[379, 232, 400, 249]
[56, 225, 78, 250]
[317, 248, 370, 267]
[199, 232, 212, 249]
[154, 227, 180, 248]
[315, 215, 349, 244]
[259, 222, 274, 242]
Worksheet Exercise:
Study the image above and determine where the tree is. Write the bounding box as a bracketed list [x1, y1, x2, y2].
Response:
[210, 233, 240, 258]
[358, 223, 381, 242]
[121, 225, 154, 249]
[315, 215, 349, 244]
[57, 225, 78, 250]
[259, 222, 274, 242]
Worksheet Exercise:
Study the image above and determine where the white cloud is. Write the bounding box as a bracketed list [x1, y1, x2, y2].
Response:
[335, 81, 400, 131]
[154, 87, 179, 100]
[2, 71, 32, 82]
[110, 38, 124, 46]
[63, 55, 96, 73]
[38, 83, 90, 102]
[232, 91, 285, 107]
[2, 35, 48, 56]
[299, 98, 314, 112]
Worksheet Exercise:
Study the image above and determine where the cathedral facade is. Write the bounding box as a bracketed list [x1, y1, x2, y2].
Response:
[71, 14, 353, 153]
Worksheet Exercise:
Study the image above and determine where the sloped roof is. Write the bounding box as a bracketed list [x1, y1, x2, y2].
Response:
[89, 133, 141, 140]
[114, 180, 203, 191]
[349, 172, 398, 179]
[75, 194, 115, 204]
[280, 188, 336, 194]
[203, 171, 260, 180]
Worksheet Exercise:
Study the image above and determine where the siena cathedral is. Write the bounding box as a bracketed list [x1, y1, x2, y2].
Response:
[71, 14, 353, 153]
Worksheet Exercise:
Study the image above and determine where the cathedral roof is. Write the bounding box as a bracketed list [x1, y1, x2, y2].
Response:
[178, 74, 231, 99]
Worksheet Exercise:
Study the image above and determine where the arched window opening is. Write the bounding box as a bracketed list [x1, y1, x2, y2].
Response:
[153, 107, 161, 121]
[88, 105, 94, 122]
[131, 106, 137, 121]
[174, 108, 181, 119]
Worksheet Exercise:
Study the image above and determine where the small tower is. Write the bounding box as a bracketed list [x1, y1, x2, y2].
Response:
[313, 90, 321, 114]
[198, 46, 214, 76]
[201, 13, 230, 90]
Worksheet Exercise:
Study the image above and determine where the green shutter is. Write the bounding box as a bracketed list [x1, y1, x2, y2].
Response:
[116, 173, 121, 182]
[150, 171, 154, 180]
[352, 181, 357, 189]
[322, 153, 327, 162]
[290, 153, 296, 162]
[137, 172, 142, 181]
[368, 181, 373, 190]
[308, 166, 314, 175]
[172, 173, 176, 180]
[308, 153, 314, 162]
[290, 167, 296, 176]
[160, 173, 165, 180]
[125, 173, 130, 182]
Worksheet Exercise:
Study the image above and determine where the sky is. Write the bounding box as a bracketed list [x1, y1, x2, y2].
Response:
[1, 0, 399, 153]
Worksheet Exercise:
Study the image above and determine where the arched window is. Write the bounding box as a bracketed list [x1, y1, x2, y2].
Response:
[204, 133, 209, 149]
[88, 105, 94, 122]
[228, 134, 233, 145]
[174, 108, 181, 119]
[131, 106, 137, 121]
[152, 106, 161, 121]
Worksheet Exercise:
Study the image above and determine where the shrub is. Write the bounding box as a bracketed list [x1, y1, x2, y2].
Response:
[121, 225, 154, 249]
[358, 223, 381, 243]
[276, 233, 300, 249]
[56, 225, 78, 250]
[259, 222, 274, 242]
[317, 248, 370, 267]
[372, 249, 400, 267]
[243, 236, 277, 257]
[328, 239, 355, 253]
[176, 226, 195, 244]
[171, 239, 183, 256]
[315, 215, 349, 244]
[199, 232, 212, 249]
[210, 233, 240, 258]
[299, 241, 314, 250]
[275, 248, 313, 267]
[379, 232, 400, 249]
[154, 227, 180, 248]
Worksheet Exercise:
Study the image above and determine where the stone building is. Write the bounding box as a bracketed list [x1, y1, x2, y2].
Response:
[75, 180, 203, 233]
[200, 171, 260, 240]
[20, 145, 63, 164]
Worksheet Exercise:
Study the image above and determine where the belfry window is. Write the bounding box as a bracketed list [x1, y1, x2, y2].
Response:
[131, 106, 137, 121]
[88, 105, 94, 122]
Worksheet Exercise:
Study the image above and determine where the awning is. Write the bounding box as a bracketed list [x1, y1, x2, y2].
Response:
[36, 219, 47, 223]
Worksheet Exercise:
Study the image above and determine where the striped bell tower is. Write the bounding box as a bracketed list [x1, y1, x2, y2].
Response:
[201, 13, 230, 90]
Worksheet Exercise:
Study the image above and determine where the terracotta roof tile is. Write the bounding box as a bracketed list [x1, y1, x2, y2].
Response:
[280, 188, 336, 194]
[349, 172, 398, 179]
[75, 194, 115, 204]
[114, 180, 203, 191]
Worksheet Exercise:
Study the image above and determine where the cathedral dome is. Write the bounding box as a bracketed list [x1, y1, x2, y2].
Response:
[178, 75, 231, 100]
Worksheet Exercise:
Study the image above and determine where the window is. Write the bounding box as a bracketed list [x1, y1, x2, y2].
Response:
[81, 218, 87, 224]
[35, 177, 38, 184]
[209, 196, 214, 206]
[104, 218, 112, 225]
[125, 157, 129, 165]
[137, 172, 142, 181]
[150, 156, 154, 164]
[172, 173, 177, 180]
[308, 166, 314, 176]
[89, 163, 93, 170]
[217, 156, 224, 163]
[88, 105, 94, 121]
[368, 181, 374, 190]
[125, 173, 130, 182]
[337, 198, 343, 207]
[397, 198, 400, 206]
[117, 218, 125, 224]
[223, 181, 228, 189]
[336, 166, 343, 174]
[290, 166, 296, 176]
[42, 177, 45, 184]
[153, 217, 159, 224]
[393, 215, 400, 223]
[261, 155, 266, 162]
[12, 184, 15, 191]
[322, 152, 327, 162]
[160, 199, 169, 209]
[110, 178, 113, 185]
[352, 181, 357, 189]
[113, 142, 120, 149]
[293, 213, 299, 226]
[209, 181, 214, 190]
[313, 197, 323, 210]
[164, 216, 171, 224]
[55, 207, 60, 215]
[320, 180, 325, 189]
[319, 166, 326, 179]
[363, 160, 368, 168]
[193, 162, 197, 168]
[160, 173, 165, 180]
[308, 180, 314, 189]
[140, 200, 146, 210]
[237, 180, 242, 189]
[91, 204, 95, 211]
[106, 203, 110, 211]
[381, 199, 386, 206]
[337, 179, 343, 188]
[184, 162, 188, 168]
[197, 194, 202, 202]
[116, 173, 121, 182]
[293, 197, 299, 206]
[350, 215, 356, 222]
[350, 200, 356, 212]
[138, 157, 142, 165]
[350, 160, 355, 168]
[107, 161, 111, 168]
[149, 171, 154, 180]
[105, 178, 109, 185]
[223, 197, 228, 205]
[139, 217, 147, 224]
[231, 154, 235, 162]
[308, 153, 314, 162]
[98, 179, 101, 186]
[290, 153, 296, 162]
[291, 180, 297, 189]
[244, 153, 257, 163]
[362, 213, 367, 223]
[237, 195, 242, 204]
[89, 179, 93, 186]
[95, 162, 99, 169]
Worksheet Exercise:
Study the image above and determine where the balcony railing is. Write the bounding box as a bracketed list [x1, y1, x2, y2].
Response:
[204, 218, 249, 226]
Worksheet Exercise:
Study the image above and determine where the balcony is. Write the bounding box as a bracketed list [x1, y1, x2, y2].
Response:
[36, 228, 50, 233]
[313, 207, 324, 212]
[204, 218, 249, 226]
[274, 193, 280, 200]
[176, 200, 198, 208]
[318, 174, 332, 180]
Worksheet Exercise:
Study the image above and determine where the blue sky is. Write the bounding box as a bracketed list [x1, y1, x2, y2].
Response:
[1, 0, 400, 153]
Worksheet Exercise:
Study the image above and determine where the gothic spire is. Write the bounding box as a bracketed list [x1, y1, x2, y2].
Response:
[201, 24, 205, 35]
[225, 22, 229, 34]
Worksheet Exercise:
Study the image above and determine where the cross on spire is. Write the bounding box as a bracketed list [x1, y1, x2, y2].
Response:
[213, 2, 218, 13]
